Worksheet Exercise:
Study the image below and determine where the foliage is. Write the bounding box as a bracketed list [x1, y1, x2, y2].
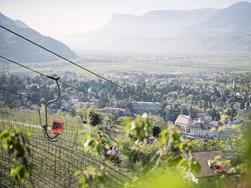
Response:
[0, 127, 33, 182]
[1, 70, 251, 187]
[79, 119, 116, 187]
[1, 107, 251, 188]
[124, 167, 193, 188]
[87, 108, 103, 126]
[75, 166, 108, 188]
[82, 130, 110, 157]
[192, 139, 224, 151]
[77, 108, 87, 121]
[158, 125, 200, 174]
[122, 113, 152, 142]
[121, 140, 162, 167]
[152, 126, 161, 137]
[121, 123, 201, 188]
[221, 125, 247, 175]
[1, 71, 250, 126]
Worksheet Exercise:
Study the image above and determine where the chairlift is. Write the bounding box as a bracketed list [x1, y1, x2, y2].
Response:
[39, 76, 64, 141]
[215, 165, 223, 173]
[106, 145, 120, 163]
[208, 160, 224, 174]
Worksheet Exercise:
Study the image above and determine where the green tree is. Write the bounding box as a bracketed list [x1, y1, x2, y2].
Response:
[87, 108, 102, 126]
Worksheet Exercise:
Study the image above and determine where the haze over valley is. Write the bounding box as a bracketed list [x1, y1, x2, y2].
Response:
[66, 1, 251, 55]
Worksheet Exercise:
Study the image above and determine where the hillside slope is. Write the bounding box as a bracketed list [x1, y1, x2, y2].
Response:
[0, 12, 78, 62]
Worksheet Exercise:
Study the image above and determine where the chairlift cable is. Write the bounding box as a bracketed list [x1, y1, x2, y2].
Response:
[0, 55, 99, 99]
[0, 24, 161, 107]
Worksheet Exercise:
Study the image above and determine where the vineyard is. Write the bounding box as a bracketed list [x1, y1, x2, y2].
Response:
[0, 102, 250, 188]
[0, 108, 132, 188]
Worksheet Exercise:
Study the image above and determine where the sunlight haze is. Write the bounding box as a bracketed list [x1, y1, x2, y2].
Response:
[1, 0, 251, 40]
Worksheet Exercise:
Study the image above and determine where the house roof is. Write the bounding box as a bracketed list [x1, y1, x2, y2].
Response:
[175, 115, 192, 126]
[191, 150, 225, 178]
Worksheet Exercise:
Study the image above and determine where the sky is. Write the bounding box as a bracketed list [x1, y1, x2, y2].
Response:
[1, 0, 251, 40]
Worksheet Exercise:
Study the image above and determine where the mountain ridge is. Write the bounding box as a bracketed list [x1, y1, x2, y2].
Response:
[67, 1, 251, 54]
[0, 12, 78, 63]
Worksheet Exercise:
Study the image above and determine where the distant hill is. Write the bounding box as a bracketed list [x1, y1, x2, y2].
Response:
[0, 13, 78, 63]
[67, 1, 251, 54]
[201, 1, 251, 29]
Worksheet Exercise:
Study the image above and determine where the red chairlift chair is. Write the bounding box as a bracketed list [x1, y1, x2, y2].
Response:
[39, 76, 64, 141]
[215, 165, 223, 173]
[208, 160, 224, 174]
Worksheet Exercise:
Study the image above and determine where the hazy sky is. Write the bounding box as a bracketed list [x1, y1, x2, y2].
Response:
[1, 0, 251, 40]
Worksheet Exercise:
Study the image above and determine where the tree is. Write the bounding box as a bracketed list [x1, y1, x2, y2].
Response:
[207, 108, 220, 121]
[152, 126, 161, 137]
[87, 108, 102, 126]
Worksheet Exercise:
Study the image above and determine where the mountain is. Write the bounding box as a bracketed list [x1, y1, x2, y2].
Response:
[201, 1, 251, 29]
[0, 12, 78, 63]
[67, 1, 251, 54]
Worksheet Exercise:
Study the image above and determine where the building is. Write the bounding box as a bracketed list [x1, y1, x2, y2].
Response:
[99, 107, 126, 114]
[190, 128, 218, 139]
[71, 98, 95, 109]
[175, 115, 193, 133]
[175, 113, 234, 139]
[99, 107, 129, 117]
[130, 101, 161, 114]
[190, 127, 234, 139]
[195, 113, 212, 128]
